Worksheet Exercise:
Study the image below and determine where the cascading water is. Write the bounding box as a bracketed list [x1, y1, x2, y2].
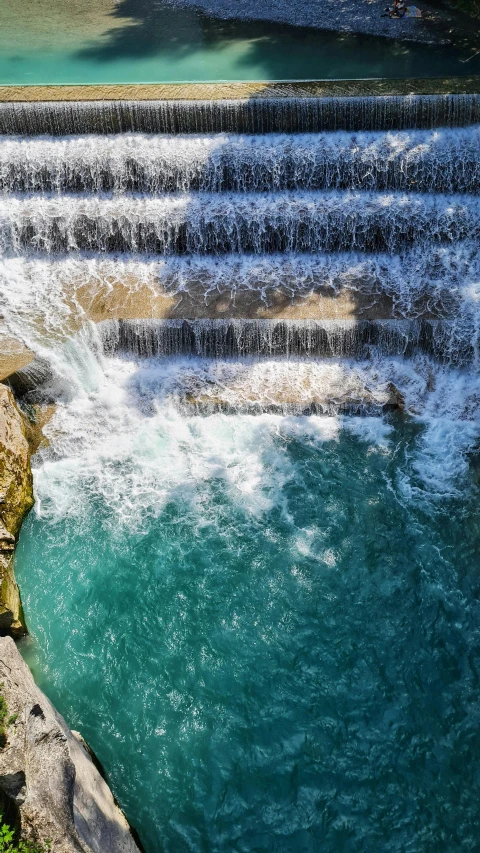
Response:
[1, 94, 480, 136]
[2, 95, 480, 853]
[2, 129, 480, 194]
[2, 190, 480, 254]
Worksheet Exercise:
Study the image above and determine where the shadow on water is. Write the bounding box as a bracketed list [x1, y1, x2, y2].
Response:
[75, 0, 480, 79]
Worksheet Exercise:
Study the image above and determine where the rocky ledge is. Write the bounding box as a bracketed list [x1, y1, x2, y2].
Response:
[0, 386, 143, 851]
[0, 384, 34, 637]
[0, 636, 141, 853]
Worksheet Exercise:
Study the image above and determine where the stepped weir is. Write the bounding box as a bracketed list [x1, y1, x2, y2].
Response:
[1, 92, 480, 135]
[1, 87, 479, 414]
[3, 84, 480, 853]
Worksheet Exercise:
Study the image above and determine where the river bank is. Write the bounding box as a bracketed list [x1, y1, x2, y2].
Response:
[0, 383, 142, 853]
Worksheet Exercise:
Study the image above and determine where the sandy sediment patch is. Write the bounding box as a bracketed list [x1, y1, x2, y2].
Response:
[76, 278, 400, 323]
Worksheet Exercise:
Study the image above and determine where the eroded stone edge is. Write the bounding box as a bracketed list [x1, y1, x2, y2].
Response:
[1, 77, 480, 102]
[0, 635, 142, 853]
[0, 385, 34, 638]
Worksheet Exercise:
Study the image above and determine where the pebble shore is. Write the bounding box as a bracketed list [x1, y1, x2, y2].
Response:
[168, 0, 441, 42]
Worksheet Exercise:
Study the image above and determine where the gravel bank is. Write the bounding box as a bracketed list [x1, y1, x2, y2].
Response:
[167, 0, 442, 42]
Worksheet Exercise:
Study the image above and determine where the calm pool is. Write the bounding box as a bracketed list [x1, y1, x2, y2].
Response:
[2, 0, 480, 85]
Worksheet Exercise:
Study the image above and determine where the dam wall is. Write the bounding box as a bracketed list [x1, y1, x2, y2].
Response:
[0, 84, 479, 391]
[2, 93, 480, 136]
[1, 83, 480, 851]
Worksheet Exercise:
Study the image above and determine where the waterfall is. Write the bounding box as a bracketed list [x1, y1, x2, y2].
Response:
[1, 191, 480, 255]
[1, 95, 480, 136]
[97, 318, 473, 365]
[1, 94, 480, 492]
[1, 129, 480, 194]
[2, 245, 477, 325]
[5, 90, 480, 853]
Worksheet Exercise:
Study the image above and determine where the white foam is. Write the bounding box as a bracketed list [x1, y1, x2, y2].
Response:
[1, 247, 478, 499]
[1, 245, 480, 359]
[1, 128, 479, 194]
[28, 354, 480, 529]
[343, 416, 393, 448]
[1, 191, 480, 254]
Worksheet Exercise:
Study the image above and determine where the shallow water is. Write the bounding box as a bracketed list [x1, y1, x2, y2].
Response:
[2, 0, 480, 84]
[15, 352, 480, 853]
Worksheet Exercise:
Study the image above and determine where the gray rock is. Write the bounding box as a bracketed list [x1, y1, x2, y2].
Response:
[167, 0, 440, 43]
[0, 636, 142, 853]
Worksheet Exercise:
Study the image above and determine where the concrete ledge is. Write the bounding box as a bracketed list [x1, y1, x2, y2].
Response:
[1, 77, 480, 102]
[0, 282, 437, 384]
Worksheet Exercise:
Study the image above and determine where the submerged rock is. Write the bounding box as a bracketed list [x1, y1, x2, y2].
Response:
[0, 384, 34, 637]
[0, 636, 142, 853]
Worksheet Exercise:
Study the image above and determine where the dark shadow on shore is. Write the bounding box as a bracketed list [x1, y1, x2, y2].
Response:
[75, 0, 480, 80]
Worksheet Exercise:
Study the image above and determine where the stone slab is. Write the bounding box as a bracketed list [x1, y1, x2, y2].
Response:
[1, 77, 480, 102]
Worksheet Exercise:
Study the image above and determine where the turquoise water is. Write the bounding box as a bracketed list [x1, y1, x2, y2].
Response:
[2, 0, 480, 84]
[15, 354, 480, 853]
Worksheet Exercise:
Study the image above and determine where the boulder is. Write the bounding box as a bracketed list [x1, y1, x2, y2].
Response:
[0, 636, 142, 853]
[0, 385, 34, 637]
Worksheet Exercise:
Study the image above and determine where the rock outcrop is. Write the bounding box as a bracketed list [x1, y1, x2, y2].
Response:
[0, 391, 141, 851]
[0, 636, 142, 853]
[0, 385, 34, 637]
